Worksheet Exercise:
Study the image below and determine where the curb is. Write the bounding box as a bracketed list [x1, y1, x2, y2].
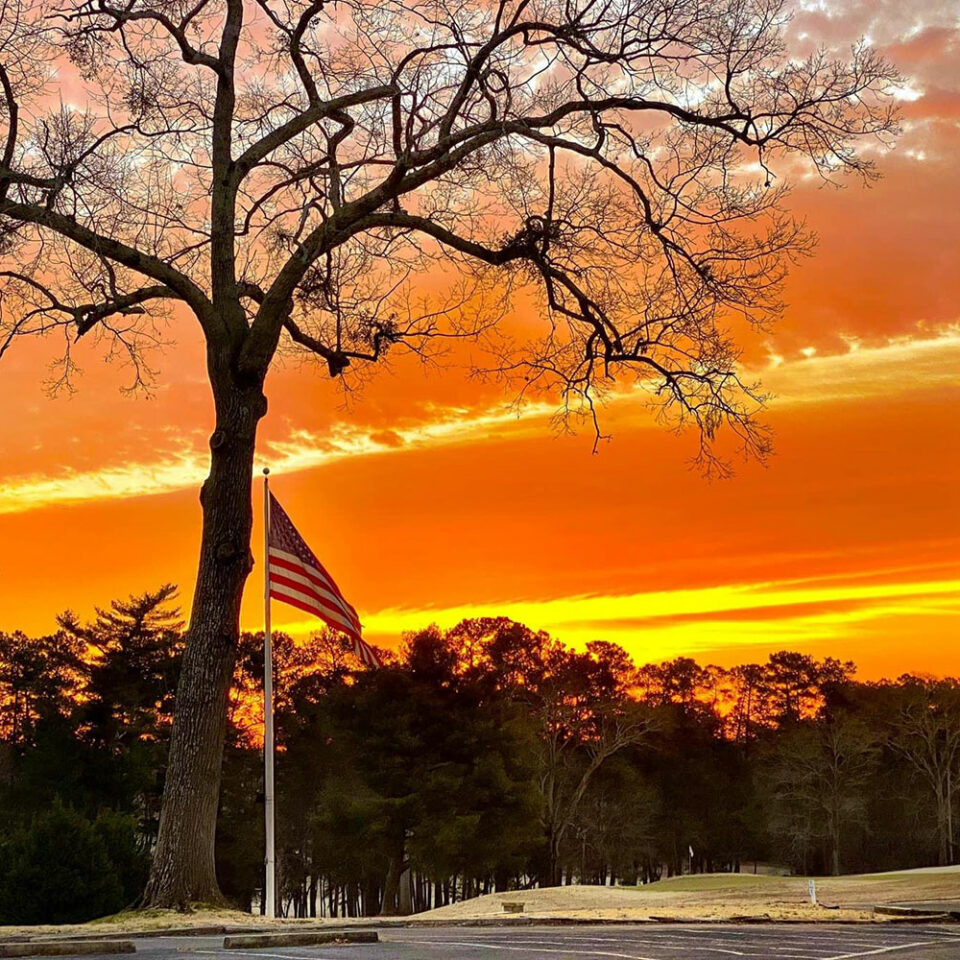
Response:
[222, 932, 379, 949]
[18, 929, 229, 945]
[411, 913, 960, 926]
[875, 906, 959, 921]
[16, 923, 393, 945]
[405, 915, 949, 927]
[408, 917, 536, 928]
[0, 942, 135, 958]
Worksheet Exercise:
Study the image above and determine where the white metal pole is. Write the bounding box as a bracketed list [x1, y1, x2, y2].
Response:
[263, 468, 277, 918]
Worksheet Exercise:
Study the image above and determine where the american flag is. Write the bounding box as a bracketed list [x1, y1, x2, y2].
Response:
[267, 492, 380, 668]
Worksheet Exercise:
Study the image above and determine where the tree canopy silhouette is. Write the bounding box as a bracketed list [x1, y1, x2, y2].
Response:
[3, 589, 960, 918]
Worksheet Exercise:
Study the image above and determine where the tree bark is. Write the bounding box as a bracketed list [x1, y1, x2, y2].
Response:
[379, 852, 404, 916]
[546, 829, 562, 887]
[947, 767, 955, 864]
[144, 360, 266, 907]
[937, 786, 949, 866]
[831, 824, 841, 877]
[398, 867, 413, 915]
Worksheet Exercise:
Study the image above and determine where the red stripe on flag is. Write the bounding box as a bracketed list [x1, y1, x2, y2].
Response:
[267, 523, 356, 612]
[353, 635, 381, 668]
[268, 590, 360, 640]
[269, 589, 356, 637]
[268, 572, 360, 630]
[268, 554, 360, 627]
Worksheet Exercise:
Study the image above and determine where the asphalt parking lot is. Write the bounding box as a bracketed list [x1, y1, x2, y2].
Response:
[123, 923, 960, 960]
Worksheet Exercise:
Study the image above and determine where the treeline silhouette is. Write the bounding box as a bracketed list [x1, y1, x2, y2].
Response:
[1, 586, 959, 923]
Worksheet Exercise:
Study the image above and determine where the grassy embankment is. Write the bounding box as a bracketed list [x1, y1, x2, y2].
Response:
[3, 866, 958, 936]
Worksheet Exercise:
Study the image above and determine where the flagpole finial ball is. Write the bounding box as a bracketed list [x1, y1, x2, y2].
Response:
[263, 467, 270, 476]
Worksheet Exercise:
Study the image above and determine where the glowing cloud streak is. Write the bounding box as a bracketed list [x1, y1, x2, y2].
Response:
[0, 399, 554, 515]
[1, 331, 957, 515]
[272, 574, 960, 664]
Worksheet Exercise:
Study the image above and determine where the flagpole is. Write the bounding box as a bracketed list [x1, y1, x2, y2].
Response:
[262, 468, 277, 919]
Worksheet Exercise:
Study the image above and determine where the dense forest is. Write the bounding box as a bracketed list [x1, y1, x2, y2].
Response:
[1, 586, 958, 923]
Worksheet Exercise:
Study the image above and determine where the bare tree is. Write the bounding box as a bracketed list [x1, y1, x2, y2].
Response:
[891, 680, 960, 866]
[535, 641, 655, 885]
[539, 700, 654, 885]
[0, 0, 898, 904]
[765, 715, 879, 875]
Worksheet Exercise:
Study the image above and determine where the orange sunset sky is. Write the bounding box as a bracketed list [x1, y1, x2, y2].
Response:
[1, 0, 958, 679]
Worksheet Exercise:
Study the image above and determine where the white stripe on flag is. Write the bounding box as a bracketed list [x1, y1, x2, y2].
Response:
[268, 562, 360, 627]
[269, 582, 357, 634]
[268, 548, 360, 626]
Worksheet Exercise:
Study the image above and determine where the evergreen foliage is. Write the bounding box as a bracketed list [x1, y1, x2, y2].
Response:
[0, 803, 126, 924]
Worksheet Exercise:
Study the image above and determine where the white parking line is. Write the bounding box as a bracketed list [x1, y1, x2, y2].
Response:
[472, 930, 862, 954]
[188, 949, 346, 960]
[401, 938, 662, 959]
[424, 933, 827, 958]
[514, 931, 828, 956]
[394, 929, 960, 960]
[687, 929, 919, 947]
[827, 938, 960, 959]
[438, 935, 750, 956]
[179, 928, 960, 960]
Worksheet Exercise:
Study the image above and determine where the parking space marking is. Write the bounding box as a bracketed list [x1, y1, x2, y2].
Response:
[451, 936, 752, 956]
[413, 933, 800, 957]
[525, 931, 824, 949]
[148, 925, 960, 960]
[391, 928, 960, 960]
[189, 948, 349, 960]
[401, 937, 662, 959]
[826, 939, 960, 960]
[492, 933, 830, 958]
[673, 929, 942, 946]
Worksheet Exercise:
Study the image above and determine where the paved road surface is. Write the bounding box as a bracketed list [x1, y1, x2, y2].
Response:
[894, 903, 960, 915]
[120, 923, 960, 960]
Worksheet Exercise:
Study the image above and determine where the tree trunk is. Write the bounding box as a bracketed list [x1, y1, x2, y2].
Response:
[379, 853, 403, 916]
[398, 867, 413, 915]
[938, 788, 950, 866]
[948, 767, 955, 864]
[546, 830, 562, 887]
[144, 366, 266, 907]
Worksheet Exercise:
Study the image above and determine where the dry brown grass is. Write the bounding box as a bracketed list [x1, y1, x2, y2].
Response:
[414, 867, 960, 923]
[3, 867, 957, 937]
[0, 907, 377, 940]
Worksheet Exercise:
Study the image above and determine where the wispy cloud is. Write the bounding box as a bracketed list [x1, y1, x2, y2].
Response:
[0, 399, 554, 515]
[0, 448, 211, 516]
[762, 328, 960, 404]
[258, 398, 556, 475]
[2, 331, 957, 515]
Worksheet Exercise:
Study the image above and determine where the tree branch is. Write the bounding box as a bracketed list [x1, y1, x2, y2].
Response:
[0, 198, 212, 323]
[233, 84, 398, 181]
[60, 1, 223, 73]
